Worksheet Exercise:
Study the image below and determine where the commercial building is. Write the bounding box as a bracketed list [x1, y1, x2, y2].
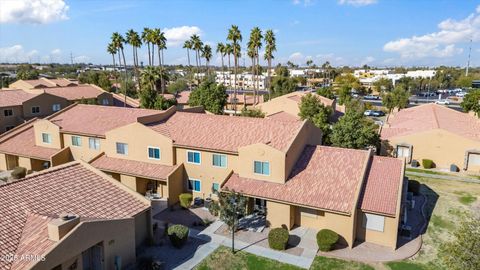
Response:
[381, 103, 480, 172]
[0, 161, 151, 270]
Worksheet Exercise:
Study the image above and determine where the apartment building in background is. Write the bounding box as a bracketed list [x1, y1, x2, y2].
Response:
[195, 72, 267, 90]
[0, 104, 405, 250]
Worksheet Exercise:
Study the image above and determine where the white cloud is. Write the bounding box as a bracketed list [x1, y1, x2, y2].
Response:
[360, 56, 375, 66]
[292, 0, 314, 6]
[163, 26, 202, 47]
[288, 52, 304, 64]
[383, 6, 480, 59]
[315, 53, 345, 66]
[338, 0, 377, 6]
[0, 45, 39, 62]
[0, 0, 69, 24]
[51, 48, 61, 55]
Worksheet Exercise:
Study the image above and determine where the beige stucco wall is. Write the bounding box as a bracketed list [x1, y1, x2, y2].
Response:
[120, 174, 137, 191]
[176, 147, 236, 198]
[50, 147, 73, 166]
[384, 128, 480, 171]
[258, 95, 302, 118]
[104, 122, 174, 166]
[266, 201, 294, 229]
[33, 119, 62, 149]
[134, 210, 151, 247]
[22, 93, 69, 119]
[237, 143, 286, 183]
[355, 211, 399, 249]
[0, 105, 23, 133]
[285, 121, 322, 178]
[18, 156, 32, 171]
[0, 153, 6, 171]
[167, 164, 186, 206]
[62, 134, 104, 162]
[32, 218, 137, 270]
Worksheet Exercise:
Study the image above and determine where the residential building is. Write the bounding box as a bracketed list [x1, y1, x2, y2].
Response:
[380, 103, 480, 172]
[195, 72, 267, 90]
[0, 104, 405, 249]
[0, 161, 151, 270]
[8, 78, 78, 90]
[405, 70, 436, 79]
[24, 84, 114, 105]
[225, 93, 264, 111]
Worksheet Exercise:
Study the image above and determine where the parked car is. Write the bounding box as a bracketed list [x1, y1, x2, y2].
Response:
[456, 92, 467, 97]
[364, 95, 380, 100]
[364, 110, 385, 117]
[372, 110, 385, 116]
[435, 99, 450, 105]
[364, 110, 375, 116]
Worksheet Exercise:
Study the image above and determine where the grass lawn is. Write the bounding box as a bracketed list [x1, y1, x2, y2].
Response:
[405, 168, 450, 176]
[310, 256, 373, 270]
[386, 261, 426, 270]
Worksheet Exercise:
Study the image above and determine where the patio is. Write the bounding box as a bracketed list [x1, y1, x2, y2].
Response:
[153, 204, 216, 228]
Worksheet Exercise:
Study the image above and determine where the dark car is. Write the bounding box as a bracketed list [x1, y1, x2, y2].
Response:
[372, 110, 385, 117]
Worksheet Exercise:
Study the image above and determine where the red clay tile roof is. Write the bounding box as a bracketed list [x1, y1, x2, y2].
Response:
[48, 104, 161, 136]
[359, 156, 404, 216]
[266, 111, 301, 122]
[148, 111, 303, 152]
[381, 103, 480, 142]
[228, 94, 264, 104]
[21, 78, 56, 88]
[111, 93, 141, 108]
[176, 91, 190, 104]
[33, 85, 105, 101]
[0, 126, 60, 160]
[0, 162, 149, 270]
[0, 89, 38, 107]
[223, 146, 370, 213]
[91, 154, 175, 180]
[48, 78, 77, 87]
[287, 92, 334, 107]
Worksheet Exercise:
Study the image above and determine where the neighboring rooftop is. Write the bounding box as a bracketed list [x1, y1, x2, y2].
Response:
[0, 89, 38, 107]
[112, 92, 141, 108]
[48, 104, 161, 136]
[148, 111, 303, 152]
[0, 126, 60, 160]
[176, 91, 190, 104]
[287, 92, 334, 107]
[32, 84, 106, 101]
[0, 162, 149, 270]
[223, 145, 371, 213]
[381, 103, 480, 142]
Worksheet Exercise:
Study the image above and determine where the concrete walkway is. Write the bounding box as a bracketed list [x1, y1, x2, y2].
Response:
[406, 171, 480, 184]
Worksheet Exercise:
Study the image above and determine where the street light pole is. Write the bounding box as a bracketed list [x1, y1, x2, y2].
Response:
[232, 200, 237, 253]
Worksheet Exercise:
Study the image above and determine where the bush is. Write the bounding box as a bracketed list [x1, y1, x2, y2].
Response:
[268, 228, 290, 250]
[408, 180, 421, 195]
[11, 167, 26, 179]
[208, 201, 220, 216]
[316, 229, 339, 252]
[167, 224, 189, 248]
[179, 193, 193, 209]
[422, 159, 434, 169]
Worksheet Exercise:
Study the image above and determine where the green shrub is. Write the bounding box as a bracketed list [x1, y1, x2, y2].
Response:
[179, 193, 193, 209]
[316, 229, 339, 252]
[422, 159, 434, 169]
[11, 167, 26, 179]
[408, 180, 421, 195]
[268, 228, 290, 250]
[167, 224, 189, 248]
[208, 201, 220, 216]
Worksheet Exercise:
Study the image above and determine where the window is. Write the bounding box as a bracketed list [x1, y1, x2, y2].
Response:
[102, 98, 109, 105]
[187, 150, 201, 164]
[362, 213, 385, 232]
[42, 133, 52, 144]
[212, 154, 227, 167]
[212, 183, 220, 193]
[5, 126, 15, 131]
[71, 136, 82, 146]
[116, 142, 128, 155]
[52, 104, 61, 112]
[89, 138, 100, 150]
[31, 106, 40, 114]
[188, 179, 201, 192]
[148, 147, 161, 160]
[254, 161, 270, 175]
[3, 109, 13, 117]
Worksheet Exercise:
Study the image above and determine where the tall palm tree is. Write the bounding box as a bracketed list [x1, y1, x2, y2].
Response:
[141, 66, 159, 91]
[111, 32, 128, 107]
[216, 43, 226, 84]
[152, 28, 167, 93]
[264, 29, 276, 99]
[107, 42, 118, 91]
[202, 44, 212, 75]
[227, 25, 242, 112]
[126, 29, 142, 90]
[150, 28, 161, 66]
[224, 43, 233, 87]
[190, 34, 203, 75]
[141, 28, 152, 66]
[183, 40, 193, 90]
[248, 27, 263, 104]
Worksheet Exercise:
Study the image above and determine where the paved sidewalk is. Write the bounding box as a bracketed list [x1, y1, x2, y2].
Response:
[406, 171, 480, 184]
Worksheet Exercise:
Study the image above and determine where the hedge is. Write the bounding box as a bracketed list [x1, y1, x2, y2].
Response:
[167, 224, 189, 248]
[179, 193, 193, 209]
[422, 159, 434, 169]
[11, 167, 27, 179]
[268, 228, 289, 250]
[316, 229, 339, 252]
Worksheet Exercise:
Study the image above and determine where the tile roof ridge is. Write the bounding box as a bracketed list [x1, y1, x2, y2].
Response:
[45, 102, 78, 120]
[431, 104, 440, 129]
[0, 118, 38, 143]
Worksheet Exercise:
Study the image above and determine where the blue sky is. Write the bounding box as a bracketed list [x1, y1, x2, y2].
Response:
[0, 0, 479, 67]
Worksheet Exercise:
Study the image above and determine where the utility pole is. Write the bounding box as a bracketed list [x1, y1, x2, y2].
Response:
[466, 38, 472, 76]
[70, 52, 74, 65]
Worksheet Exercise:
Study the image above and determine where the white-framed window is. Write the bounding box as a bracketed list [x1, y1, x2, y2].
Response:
[102, 98, 109, 105]
[212, 183, 220, 193]
[188, 178, 201, 192]
[212, 154, 227, 168]
[187, 150, 201, 164]
[31, 106, 40, 114]
[52, 104, 61, 112]
[42, 133, 52, 144]
[254, 161, 270, 175]
[362, 213, 385, 232]
[3, 109, 13, 117]
[116, 142, 128, 155]
[71, 136, 82, 147]
[5, 126, 15, 131]
[148, 147, 161, 160]
[89, 138, 100, 150]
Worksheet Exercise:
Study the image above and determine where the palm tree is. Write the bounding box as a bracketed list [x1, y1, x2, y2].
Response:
[142, 28, 152, 66]
[224, 43, 233, 87]
[190, 34, 203, 75]
[202, 44, 212, 75]
[183, 40, 193, 90]
[248, 27, 262, 104]
[227, 25, 242, 112]
[141, 66, 160, 91]
[152, 28, 167, 93]
[264, 29, 276, 99]
[150, 28, 161, 66]
[126, 29, 142, 90]
[216, 42, 226, 84]
[107, 42, 118, 91]
[111, 32, 128, 107]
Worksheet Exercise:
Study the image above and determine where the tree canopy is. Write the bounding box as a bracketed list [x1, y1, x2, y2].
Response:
[139, 88, 177, 110]
[167, 79, 188, 94]
[382, 85, 410, 112]
[298, 93, 332, 142]
[16, 65, 39, 80]
[269, 75, 297, 99]
[188, 79, 228, 114]
[461, 90, 480, 117]
[218, 189, 247, 232]
[316, 87, 335, 99]
[79, 71, 112, 92]
[373, 77, 393, 93]
[240, 108, 265, 118]
[330, 109, 380, 149]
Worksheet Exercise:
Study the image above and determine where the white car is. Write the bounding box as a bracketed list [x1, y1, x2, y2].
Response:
[435, 99, 450, 105]
[456, 92, 467, 97]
